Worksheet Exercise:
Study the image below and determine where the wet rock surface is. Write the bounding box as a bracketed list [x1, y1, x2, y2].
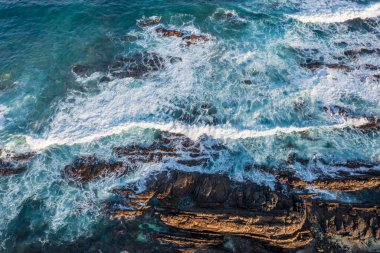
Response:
[57, 130, 380, 252]
[63, 155, 126, 183]
[109, 169, 380, 252]
[114, 132, 220, 168]
[155, 27, 211, 46]
[156, 28, 184, 37]
[111, 170, 312, 251]
[0, 150, 34, 176]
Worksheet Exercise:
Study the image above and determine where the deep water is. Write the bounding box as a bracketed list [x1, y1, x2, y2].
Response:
[0, 0, 379, 252]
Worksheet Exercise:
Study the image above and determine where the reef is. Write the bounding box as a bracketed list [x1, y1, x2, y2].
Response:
[155, 27, 211, 46]
[108, 169, 379, 252]
[0, 150, 34, 176]
[72, 52, 181, 80]
[114, 131, 222, 168]
[63, 155, 126, 183]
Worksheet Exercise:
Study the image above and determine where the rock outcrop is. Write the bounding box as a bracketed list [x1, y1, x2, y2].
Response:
[110, 170, 313, 251]
[0, 150, 34, 176]
[114, 132, 219, 167]
[155, 27, 211, 46]
[107, 169, 380, 252]
[63, 155, 125, 183]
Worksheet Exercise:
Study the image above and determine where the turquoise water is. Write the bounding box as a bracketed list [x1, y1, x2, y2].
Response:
[0, 0, 379, 251]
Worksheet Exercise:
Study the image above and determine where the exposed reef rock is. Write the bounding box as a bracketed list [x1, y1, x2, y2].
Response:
[63, 155, 125, 183]
[111, 170, 313, 251]
[109, 170, 380, 252]
[114, 131, 220, 167]
[307, 200, 380, 241]
[278, 155, 380, 193]
[156, 28, 184, 37]
[0, 150, 35, 176]
[155, 27, 211, 46]
[107, 171, 380, 252]
[278, 170, 380, 192]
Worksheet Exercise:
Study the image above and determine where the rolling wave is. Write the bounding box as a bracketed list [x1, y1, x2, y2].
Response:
[289, 2, 380, 23]
[23, 118, 371, 151]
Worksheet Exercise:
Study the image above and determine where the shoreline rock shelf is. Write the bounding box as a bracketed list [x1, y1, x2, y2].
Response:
[109, 170, 380, 252]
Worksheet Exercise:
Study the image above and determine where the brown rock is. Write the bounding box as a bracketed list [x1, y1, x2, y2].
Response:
[307, 200, 380, 241]
[156, 28, 184, 37]
[0, 150, 35, 176]
[63, 155, 125, 183]
[111, 170, 312, 250]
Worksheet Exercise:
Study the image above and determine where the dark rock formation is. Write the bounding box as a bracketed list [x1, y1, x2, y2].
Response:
[63, 155, 125, 183]
[109, 169, 380, 252]
[111, 170, 313, 251]
[278, 170, 380, 192]
[344, 48, 380, 58]
[301, 62, 352, 71]
[109, 52, 165, 78]
[71, 64, 93, 77]
[0, 150, 34, 176]
[114, 132, 216, 167]
[155, 27, 211, 46]
[307, 200, 380, 241]
[156, 28, 184, 37]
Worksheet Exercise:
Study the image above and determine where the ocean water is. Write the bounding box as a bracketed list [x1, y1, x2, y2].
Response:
[0, 0, 379, 251]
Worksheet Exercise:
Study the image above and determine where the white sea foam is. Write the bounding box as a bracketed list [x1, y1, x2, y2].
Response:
[0, 105, 8, 131]
[23, 119, 371, 151]
[289, 2, 380, 23]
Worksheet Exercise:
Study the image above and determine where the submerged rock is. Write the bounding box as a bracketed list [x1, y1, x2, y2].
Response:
[344, 48, 380, 58]
[166, 101, 220, 125]
[71, 64, 94, 77]
[0, 150, 35, 176]
[114, 132, 215, 167]
[109, 52, 166, 78]
[137, 16, 161, 27]
[301, 62, 352, 71]
[63, 155, 125, 183]
[72, 52, 181, 81]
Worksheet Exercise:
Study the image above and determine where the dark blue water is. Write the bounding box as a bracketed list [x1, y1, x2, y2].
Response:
[0, 0, 379, 252]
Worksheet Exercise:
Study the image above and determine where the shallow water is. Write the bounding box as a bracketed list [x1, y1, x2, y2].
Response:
[0, 0, 379, 251]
